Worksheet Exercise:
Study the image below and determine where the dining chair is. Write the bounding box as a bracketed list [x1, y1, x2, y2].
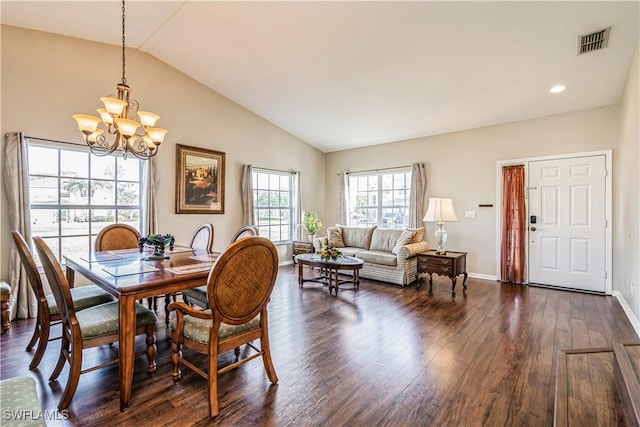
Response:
[168, 236, 278, 418]
[182, 224, 257, 309]
[160, 223, 215, 323]
[94, 223, 155, 308]
[32, 236, 157, 411]
[11, 231, 115, 369]
[94, 223, 141, 252]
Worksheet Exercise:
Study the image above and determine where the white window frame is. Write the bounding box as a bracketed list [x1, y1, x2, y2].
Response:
[252, 168, 295, 243]
[27, 137, 144, 264]
[348, 168, 412, 228]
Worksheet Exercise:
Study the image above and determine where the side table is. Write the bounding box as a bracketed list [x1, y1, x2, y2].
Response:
[417, 250, 468, 295]
[292, 240, 314, 264]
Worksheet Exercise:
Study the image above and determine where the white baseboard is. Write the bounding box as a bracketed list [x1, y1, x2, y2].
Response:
[613, 291, 640, 338]
[468, 272, 498, 281]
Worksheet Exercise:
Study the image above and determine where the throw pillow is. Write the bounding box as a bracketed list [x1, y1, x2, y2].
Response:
[409, 227, 425, 244]
[327, 226, 345, 248]
[392, 230, 417, 254]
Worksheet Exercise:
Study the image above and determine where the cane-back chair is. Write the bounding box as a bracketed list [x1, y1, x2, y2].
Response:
[169, 236, 279, 417]
[94, 223, 141, 252]
[11, 231, 115, 369]
[33, 236, 157, 411]
[182, 224, 256, 309]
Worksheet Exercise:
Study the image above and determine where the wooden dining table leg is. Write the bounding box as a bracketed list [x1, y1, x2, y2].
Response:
[119, 294, 136, 412]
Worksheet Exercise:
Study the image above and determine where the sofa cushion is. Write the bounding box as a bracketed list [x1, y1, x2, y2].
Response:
[392, 229, 417, 254]
[327, 226, 345, 248]
[356, 250, 397, 267]
[341, 226, 377, 249]
[409, 227, 425, 243]
[339, 247, 361, 257]
[370, 228, 404, 252]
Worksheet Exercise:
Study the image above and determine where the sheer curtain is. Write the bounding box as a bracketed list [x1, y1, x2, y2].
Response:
[501, 165, 526, 283]
[241, 165, 255, 226]
[337, 172, 349, 225]
[3, 132, 36, 319]
[142, 156, 159, 236]
[408, 163, 426, 228]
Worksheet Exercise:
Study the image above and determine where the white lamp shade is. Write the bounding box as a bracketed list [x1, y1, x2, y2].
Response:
[423, 197, 458, 222]
[72, 114, 101, 134]
[146, 127, 167, 144]
[114, 118, 140, 137]
[137, 111, 160, 127]
[101, 97, 128, 116]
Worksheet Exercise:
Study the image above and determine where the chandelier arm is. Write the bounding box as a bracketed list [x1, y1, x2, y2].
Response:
[126, 137, 158, 160]
[128, 99, 139, 118]
[87, 133, 119, 157]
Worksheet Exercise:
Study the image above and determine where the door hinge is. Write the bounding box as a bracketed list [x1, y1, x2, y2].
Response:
[605, 220, 608, 228]
[605, 169, 608, 177]
[605, 271, 608, 279]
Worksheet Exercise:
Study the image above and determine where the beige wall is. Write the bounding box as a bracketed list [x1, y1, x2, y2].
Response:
[615, 37, 640, 323]
[0, 25, 325, 278]
[324, 107, 619, 277]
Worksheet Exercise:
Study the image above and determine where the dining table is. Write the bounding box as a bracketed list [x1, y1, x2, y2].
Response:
[64, 245, 219, 411]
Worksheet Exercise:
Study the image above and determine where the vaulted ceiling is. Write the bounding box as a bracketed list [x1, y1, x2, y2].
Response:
[2, 1, 638, 152]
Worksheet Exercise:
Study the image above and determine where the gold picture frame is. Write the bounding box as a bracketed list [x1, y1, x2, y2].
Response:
[175, 144, 225, 214]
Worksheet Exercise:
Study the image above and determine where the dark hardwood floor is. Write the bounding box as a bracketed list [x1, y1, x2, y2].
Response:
[1, 265, 637, 426]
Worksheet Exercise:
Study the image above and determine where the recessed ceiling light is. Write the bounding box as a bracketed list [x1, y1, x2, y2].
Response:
[550, 85, 566, 94]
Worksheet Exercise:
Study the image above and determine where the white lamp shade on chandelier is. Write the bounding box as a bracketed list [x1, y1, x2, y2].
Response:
[72, 0, 166, 160]
[423, 197, 458, 254]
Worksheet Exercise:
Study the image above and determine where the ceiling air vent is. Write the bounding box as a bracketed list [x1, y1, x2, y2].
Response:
[578, 27, 611, 55]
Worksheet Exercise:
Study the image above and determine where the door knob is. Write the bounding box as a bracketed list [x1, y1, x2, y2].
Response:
[530, 226, 537, 231]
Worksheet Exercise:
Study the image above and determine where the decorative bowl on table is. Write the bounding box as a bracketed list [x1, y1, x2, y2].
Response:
[139, 234, 175, 260]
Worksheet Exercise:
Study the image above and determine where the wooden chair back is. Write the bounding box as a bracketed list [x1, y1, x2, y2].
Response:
[207, 236, 277, 325]
[190, 223, 214, 252]
[32, 237, 78, 338]
[11, 231, 48, 307]
[95, 224, 141, 251]
[229, 225, 258, 243]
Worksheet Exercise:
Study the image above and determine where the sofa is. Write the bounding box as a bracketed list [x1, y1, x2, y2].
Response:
[313, 225, 429, 286]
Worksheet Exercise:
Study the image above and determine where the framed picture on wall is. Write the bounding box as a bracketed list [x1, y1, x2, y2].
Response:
[175, 144, 225, 214]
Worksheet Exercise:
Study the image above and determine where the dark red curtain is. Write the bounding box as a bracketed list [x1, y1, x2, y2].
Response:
[501, 165, 526, 284]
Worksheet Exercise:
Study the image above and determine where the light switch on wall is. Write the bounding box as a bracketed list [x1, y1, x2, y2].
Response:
[465, 211, 477, 218]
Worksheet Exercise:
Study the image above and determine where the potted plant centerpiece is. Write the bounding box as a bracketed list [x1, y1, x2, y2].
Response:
[139, 233, 175, 260]
[303, 211, 322, 242]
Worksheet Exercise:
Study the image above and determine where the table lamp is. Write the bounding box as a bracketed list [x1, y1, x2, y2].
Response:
[423, 197, 458, 254]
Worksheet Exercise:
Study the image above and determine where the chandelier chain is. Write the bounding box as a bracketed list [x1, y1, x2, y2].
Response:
[121, 0, 126, 85]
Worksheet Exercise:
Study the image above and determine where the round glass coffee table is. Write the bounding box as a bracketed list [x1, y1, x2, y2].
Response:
[295, 253, 364, 295]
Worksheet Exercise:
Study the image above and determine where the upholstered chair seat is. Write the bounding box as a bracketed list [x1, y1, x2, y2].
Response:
[0, 376, 46, 427]
[76, 301, 157, 339]
[171, 312, 260, 344]
[45, 286, 114, 316]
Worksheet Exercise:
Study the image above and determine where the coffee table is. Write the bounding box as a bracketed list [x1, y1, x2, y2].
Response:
[295, 253, 364, 295]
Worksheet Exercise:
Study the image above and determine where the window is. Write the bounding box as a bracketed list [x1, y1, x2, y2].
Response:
[28, 138, 144, 264]
[348, 169, 411, 228]
[253, 169, 294, 242]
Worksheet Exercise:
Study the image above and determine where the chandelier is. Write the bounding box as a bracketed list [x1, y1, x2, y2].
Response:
[72, 0, 167, 160]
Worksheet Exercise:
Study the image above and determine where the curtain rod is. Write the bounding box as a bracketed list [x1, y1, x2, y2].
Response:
[253, 165, 298, 175]
[337, 164, 415, 176]
[24, 135, 85, 147]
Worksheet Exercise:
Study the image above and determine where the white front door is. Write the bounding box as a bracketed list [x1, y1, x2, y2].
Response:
[528, 155, 607, 292]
